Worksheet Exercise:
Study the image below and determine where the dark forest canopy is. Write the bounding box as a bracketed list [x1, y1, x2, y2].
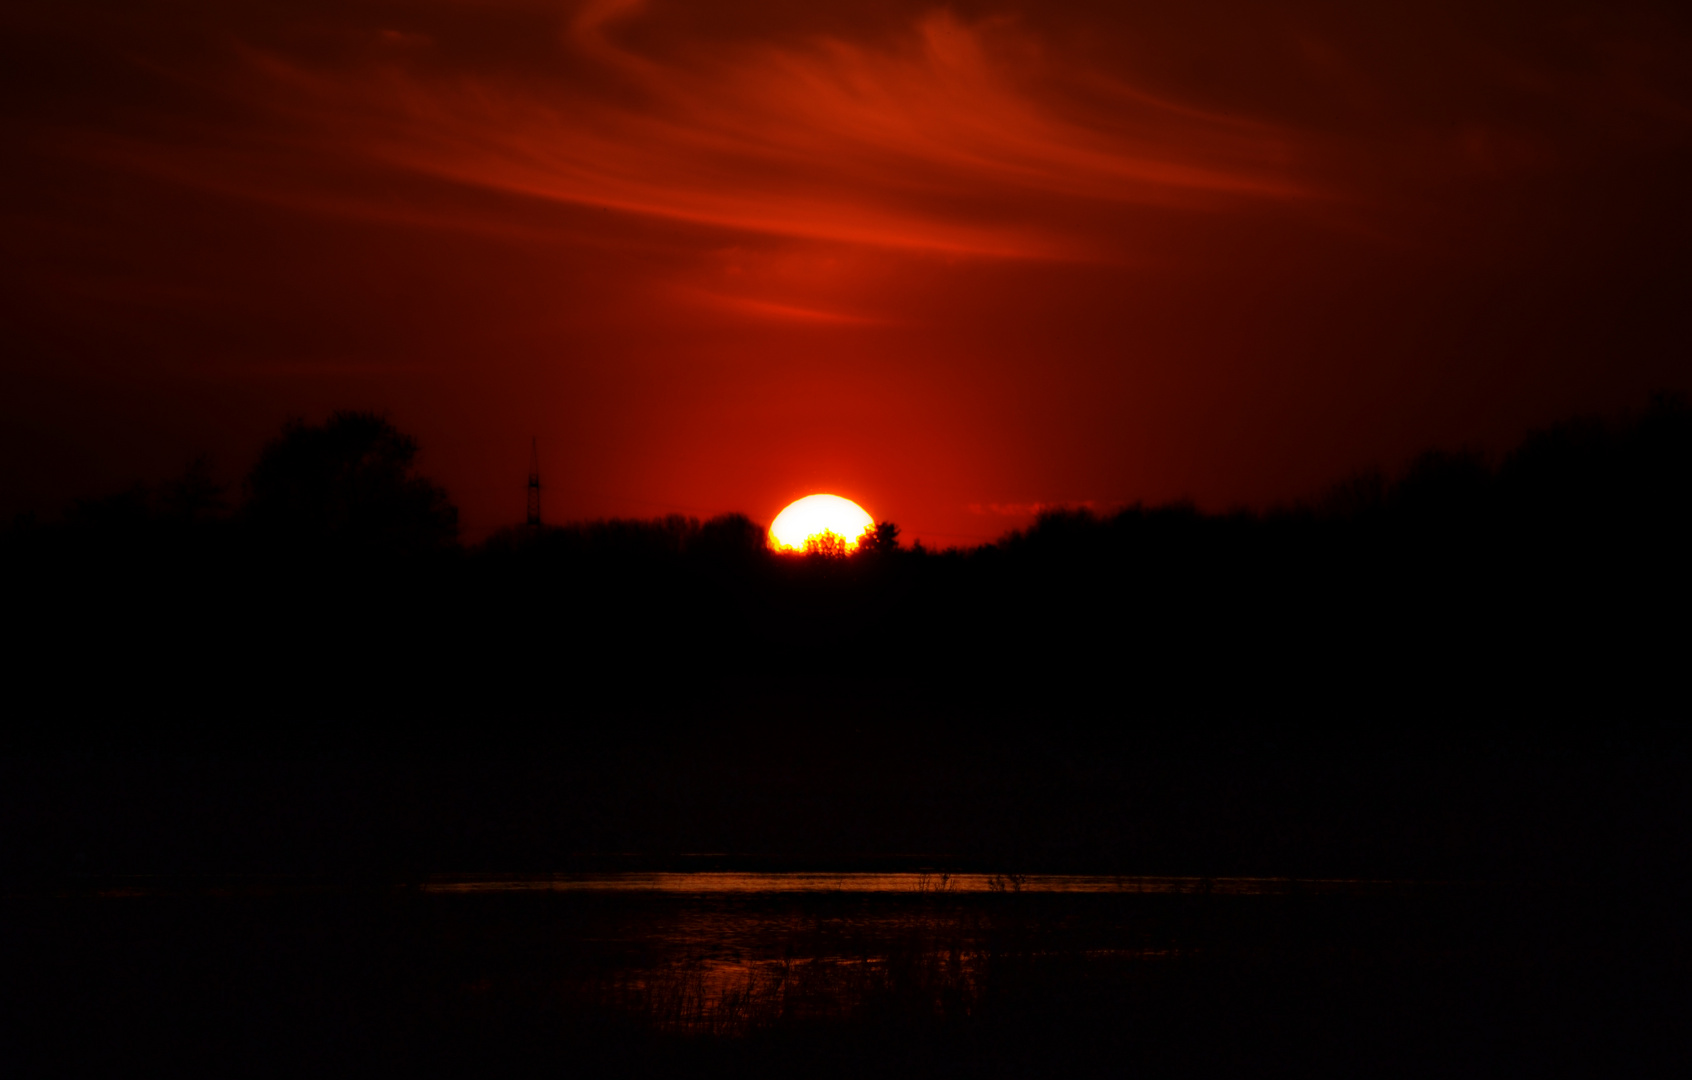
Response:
[4, 396, 1689, 751]
[4, 403, 1688, 895]
[10, 393, 1690, 561]
[32, 411, 458, 558]
[244, 411, 458, 555]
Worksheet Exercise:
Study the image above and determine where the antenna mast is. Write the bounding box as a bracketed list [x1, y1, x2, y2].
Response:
[526, 437, 541, 528]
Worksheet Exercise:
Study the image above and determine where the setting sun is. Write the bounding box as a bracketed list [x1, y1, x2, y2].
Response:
[768, 494, 875, 554]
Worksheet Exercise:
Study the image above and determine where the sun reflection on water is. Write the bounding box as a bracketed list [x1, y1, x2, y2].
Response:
[418, 872, 1399, 895]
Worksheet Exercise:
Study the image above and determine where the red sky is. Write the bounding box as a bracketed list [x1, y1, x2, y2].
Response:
[4, 0, 1689, 543]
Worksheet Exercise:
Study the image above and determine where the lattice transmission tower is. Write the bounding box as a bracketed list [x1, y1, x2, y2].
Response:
[526, 437, 542, 528]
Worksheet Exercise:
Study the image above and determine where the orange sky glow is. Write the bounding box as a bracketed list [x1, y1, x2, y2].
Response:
[3, 0, 1689, 543]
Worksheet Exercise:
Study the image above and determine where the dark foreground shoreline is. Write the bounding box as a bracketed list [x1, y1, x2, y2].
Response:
[5, 749, 1690, 1077]
[5, 869, 1686, 1078]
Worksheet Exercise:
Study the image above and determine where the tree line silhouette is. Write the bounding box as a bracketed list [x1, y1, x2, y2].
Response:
[5, 399, 1691, 896]
[5, 395, 1689, 752]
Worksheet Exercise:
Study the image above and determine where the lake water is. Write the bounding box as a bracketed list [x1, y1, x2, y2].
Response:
[5, 871, 1681, 1075]
[417, 871, 1417, 895]
[405, 873, 1438, 1034]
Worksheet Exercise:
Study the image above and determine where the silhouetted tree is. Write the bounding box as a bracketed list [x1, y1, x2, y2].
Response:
[1316, 469, 1387, 521]
[805, 530, 849, 558]
[1390, 449, 1491, 524]
[858, 520, 900, 555]
[158, 454, 227, 524]
[63, 485, 153, 535]
[244, 411, 457, 555]
[10, 390, 1690, 757]
[695, 513, 768, 561]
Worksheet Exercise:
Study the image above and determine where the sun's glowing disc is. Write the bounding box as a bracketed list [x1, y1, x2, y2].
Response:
[768, 494, 875, 554]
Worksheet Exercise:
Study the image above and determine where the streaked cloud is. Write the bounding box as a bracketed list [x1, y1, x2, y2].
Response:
[212, 4, 1310, 259]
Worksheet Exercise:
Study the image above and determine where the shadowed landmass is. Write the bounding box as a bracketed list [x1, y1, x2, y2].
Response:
[10, 396, 1687, 744]
[1, 395, 1687, 874]
[3, 399, 1690, 1077]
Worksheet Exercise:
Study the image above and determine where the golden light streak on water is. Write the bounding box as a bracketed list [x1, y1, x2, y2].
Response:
[417, 873, 1409, 895]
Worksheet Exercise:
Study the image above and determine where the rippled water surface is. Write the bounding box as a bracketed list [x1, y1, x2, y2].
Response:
[18, 871, 1460, 1034]
[8, 870, 1680, 1075]
[402, 873, 1459, 1034]
[418, 872, 1416, 895]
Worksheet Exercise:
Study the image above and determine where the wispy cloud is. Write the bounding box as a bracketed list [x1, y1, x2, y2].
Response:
[221, 5, 1309, 260]
[675, 288, 885, 325]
